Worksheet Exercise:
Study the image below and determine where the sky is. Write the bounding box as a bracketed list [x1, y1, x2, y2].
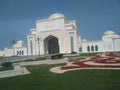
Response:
[0, 0, 120, 48]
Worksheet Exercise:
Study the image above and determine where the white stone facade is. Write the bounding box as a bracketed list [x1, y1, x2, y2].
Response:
[27, 13, 81, 55]
[81, 31, 120, 53]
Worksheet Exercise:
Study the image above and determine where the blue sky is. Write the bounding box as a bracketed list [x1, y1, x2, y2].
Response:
[0, 0, 120, 48]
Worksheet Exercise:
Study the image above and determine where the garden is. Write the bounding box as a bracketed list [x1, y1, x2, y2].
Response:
[0, 64, 120, 90]
[0, 52, 120, 90]
[61, 52, 120, 70]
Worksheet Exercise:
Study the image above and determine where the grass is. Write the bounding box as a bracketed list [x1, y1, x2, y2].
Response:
[0, 66, 13, 71]
[80, 53, 99, 56]
[0, 64, 120, 90]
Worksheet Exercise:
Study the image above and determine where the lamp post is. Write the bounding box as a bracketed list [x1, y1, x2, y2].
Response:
[36, 36, 42, 56]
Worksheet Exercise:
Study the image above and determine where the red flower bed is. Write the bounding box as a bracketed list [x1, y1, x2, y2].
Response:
[61, 60, 120, 70]
[94, 59, 120, 64]
[105, 52, 120, 57]
[61, 52, 120, 70]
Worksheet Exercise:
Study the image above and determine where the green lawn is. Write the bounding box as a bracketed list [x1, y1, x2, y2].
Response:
[80, 53, 99, 56]
[0, 66, 13, 71]
[0, 64, 120, 90]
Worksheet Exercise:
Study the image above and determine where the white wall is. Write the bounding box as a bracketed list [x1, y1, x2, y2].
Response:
[81, 38, 120, 53]
[114, 38, 120, 51]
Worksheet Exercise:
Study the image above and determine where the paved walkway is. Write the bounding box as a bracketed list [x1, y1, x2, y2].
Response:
[50, 66, 120, 74]
[0, 58, 68, 78]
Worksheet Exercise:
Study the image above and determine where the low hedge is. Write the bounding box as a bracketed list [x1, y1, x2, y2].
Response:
[51, 54, 63, 60]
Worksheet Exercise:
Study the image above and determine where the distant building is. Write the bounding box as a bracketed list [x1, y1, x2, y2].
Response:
[27, 13, 81, 55]
[0, 40, 27, 57]
[82, 31, 120, 53]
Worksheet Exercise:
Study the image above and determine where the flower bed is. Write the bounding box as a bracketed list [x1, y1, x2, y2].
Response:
[94, 59, 120, 64]
[61, 61, 120, 70]
[105, 52, 120, 57]
[61, 52, 120, 70]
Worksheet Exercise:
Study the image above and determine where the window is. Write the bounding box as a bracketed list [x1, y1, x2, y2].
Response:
[95, 45, 98, 51]
[19, 51, 21, 55]
[91, 46, 94, 51]
[87, 46, 90, 52]
[22, 50, 24, 55]
[30, 40, 33, 54]
[70, 36, 74, 52]
[17, 51, 19, 55]
[79, 47, 82, 52]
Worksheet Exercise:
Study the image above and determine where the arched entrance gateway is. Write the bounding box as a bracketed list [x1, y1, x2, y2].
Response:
[27, 13, 81, 55]
[44, 35, 59, 54]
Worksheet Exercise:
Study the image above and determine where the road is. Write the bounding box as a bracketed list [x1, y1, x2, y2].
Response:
[0, 55, 43, 64]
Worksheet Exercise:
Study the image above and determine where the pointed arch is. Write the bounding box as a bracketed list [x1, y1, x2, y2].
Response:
[44, 35, 59, 54]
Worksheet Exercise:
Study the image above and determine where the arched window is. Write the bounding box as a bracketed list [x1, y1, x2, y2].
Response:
[95, 45, 98, 51]
[17, 51, 19, 55]
[30, 40, 33, 54]
[87, 46, 90, 52]
[79, 47, 82, 52]
[22, 50, 24, 55]
[19, 51, 21, 55]
[91, 46, 94, 51]
[70, 36, 74, 52]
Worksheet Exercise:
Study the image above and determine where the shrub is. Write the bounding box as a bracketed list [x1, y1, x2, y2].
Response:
[35, 57, 47, 60]
[71, 51, 77, 54]
[51, 54, 63, 60]
[1, 62, 12, 67]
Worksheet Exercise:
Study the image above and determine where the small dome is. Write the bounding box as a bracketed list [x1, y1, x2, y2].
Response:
[49, 13, 65, 19]
[104, 30, 115, 35]
[17, 40, 24, 44]
[102, 30, 120, 41]
[82, 39, 87, 42]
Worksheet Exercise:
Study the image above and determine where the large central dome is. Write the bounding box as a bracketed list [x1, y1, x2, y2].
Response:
[49, 13, 65, 19]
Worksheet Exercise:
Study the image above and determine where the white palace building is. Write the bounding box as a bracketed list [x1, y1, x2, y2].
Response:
[0, 13, 120, 57]
[82, 31, 120, 53]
